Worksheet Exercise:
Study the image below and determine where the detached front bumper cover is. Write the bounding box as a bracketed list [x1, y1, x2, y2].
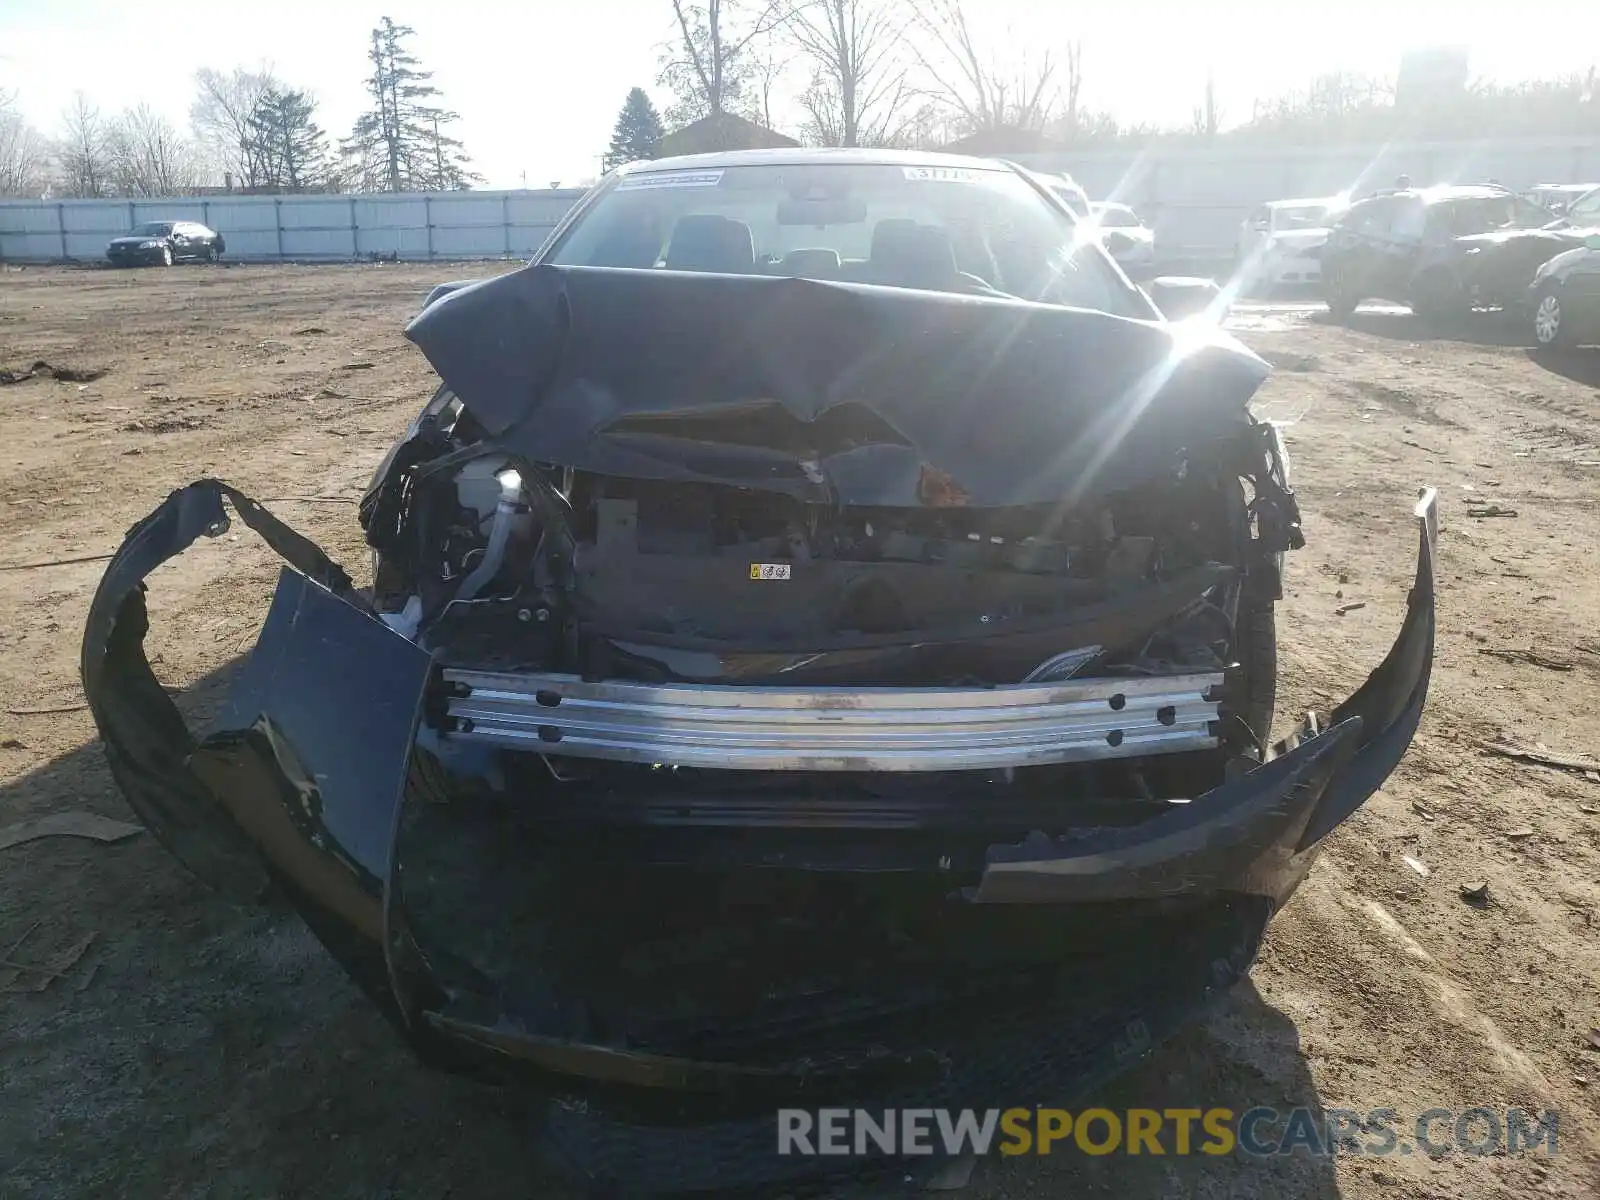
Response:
[81, 479, 1437, 1190]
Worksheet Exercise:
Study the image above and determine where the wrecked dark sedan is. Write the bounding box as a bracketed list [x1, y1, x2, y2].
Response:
[82, 150, 1436, 1193]
[105, 219, 226, 267]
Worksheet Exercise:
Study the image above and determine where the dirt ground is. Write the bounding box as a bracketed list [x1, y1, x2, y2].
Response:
[2, 261, 1599, 1199]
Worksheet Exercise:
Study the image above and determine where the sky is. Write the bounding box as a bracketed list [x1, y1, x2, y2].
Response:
[1, 0, 1596, 188]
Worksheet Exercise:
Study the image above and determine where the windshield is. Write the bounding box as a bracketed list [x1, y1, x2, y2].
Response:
[129, 222, 173, 237]
[1093, 205, 1141, 228]
[1443, 194, 1551, 234]
[1271, 204, 1328, 230]
[1565, 187, 1600, 225]
[547, 162, 1143, 316]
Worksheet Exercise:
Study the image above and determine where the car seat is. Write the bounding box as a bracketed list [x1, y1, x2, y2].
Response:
[664, 215, 756, 273]
[777, 247, 842, 278]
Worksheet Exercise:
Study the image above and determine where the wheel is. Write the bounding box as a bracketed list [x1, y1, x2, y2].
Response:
[1235, 593, 1278, 748]
[1532, 285, 1570, 349]
[204, 244, 218, 263]
[159, 245, 173, 267]
[1323, 270, 1358, 321]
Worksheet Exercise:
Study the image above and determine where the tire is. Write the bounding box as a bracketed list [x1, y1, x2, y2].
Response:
[1531, 284, 1570, 349]
[1323, 272, 1358, 321]
[204, 245, 218, 263]
[1235, 593, 1278, 749]
[159, 245, 173, 267]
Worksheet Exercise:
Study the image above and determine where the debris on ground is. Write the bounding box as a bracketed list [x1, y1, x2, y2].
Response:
[1505, 827, 1536, 841]
[121, 416, 207, 434]
[1588, 1029, 1600, 1052]
[4, 702, 89, 715]
[1481, 742, 1600, 775]
[1460, 882, 1491, 907]
[1412, 801, 1435, 821]
[0, 812, 144, 853]
[1466, 504, 1518, 518]
[339, 361, 376, 371]
[1477, 647, 1574, 671]
[1335, 601, 1367, 616]
[1, 932, 98, 993]
[0, 360, 108, 385]
[1401, 855, 1429, 877]
[925, 1156, 978, 1192]
[0, 551, 114, 573]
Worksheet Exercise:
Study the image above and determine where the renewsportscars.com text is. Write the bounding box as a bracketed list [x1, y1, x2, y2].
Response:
[776, 1107, 1560, 1158]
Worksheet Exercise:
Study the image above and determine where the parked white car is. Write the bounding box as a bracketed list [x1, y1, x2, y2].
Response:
[1045, 173, 1091, 219]
[1090, 201, 1156, 277]
[1235, 197, 1341, 292]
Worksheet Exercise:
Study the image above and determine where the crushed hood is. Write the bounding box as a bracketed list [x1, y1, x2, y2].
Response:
[403, 265, 1270, 507]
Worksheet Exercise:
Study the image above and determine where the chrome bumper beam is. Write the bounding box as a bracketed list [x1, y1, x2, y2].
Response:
[438, 670, 1224, 772]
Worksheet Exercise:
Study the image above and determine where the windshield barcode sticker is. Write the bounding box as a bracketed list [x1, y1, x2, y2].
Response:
[749, 563, 792, 580]
[903, 166, 986, 183]
[616, 170, 723, 190]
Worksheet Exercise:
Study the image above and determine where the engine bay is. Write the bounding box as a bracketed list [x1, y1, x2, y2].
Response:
[362, 389, 1300, 696]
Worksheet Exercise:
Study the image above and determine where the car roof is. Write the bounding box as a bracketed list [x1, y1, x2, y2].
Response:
[618, 147, 1018, 174]
[1350, 185, 1514, 207]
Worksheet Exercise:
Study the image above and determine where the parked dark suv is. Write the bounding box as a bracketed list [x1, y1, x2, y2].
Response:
[1321, 186, 1560, 321]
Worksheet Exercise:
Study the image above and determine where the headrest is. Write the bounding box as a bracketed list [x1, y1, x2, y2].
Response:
[780, 247, 842, 276]
[664, 215, 756, 273]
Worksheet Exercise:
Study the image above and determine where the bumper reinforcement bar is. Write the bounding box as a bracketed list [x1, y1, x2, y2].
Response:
[437, 669, 1223, 771]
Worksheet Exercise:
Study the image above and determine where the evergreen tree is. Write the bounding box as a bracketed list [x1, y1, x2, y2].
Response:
[342, 17, 479, 192]
[604, 88, 664, 170]
[248, 88, 330, 192]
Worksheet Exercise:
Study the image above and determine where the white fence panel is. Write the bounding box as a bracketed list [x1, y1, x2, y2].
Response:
[4, 140, 1598, 265]
[0, 187, 586, 263]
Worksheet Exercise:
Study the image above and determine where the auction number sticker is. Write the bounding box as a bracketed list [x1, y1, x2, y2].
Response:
[749, 563, 792, 580]
[616, 170, 724, 190]
[902, 166, 986, 183]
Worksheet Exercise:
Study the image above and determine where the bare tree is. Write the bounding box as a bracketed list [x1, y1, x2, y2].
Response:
[190, 66, 276, 187]
[107, 104, 203, 197]
[56, 92, 111, 197]
[911, 0, 1056, 134]
[1190, 72, 1221, 139]
[0, 90, 47, 197]
[747, 50, 792, 132]
[1059, 41, 1083, 139]
[785, 0, 910, 147]
[659, 0, 790, 127]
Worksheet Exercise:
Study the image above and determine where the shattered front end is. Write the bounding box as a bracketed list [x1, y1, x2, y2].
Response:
[82, 265, 1437, 1192]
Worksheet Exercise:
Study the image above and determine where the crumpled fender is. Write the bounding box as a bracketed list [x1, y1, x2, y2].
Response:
[80, 480, 436, 1030]
[972, 487, 1437, 903]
